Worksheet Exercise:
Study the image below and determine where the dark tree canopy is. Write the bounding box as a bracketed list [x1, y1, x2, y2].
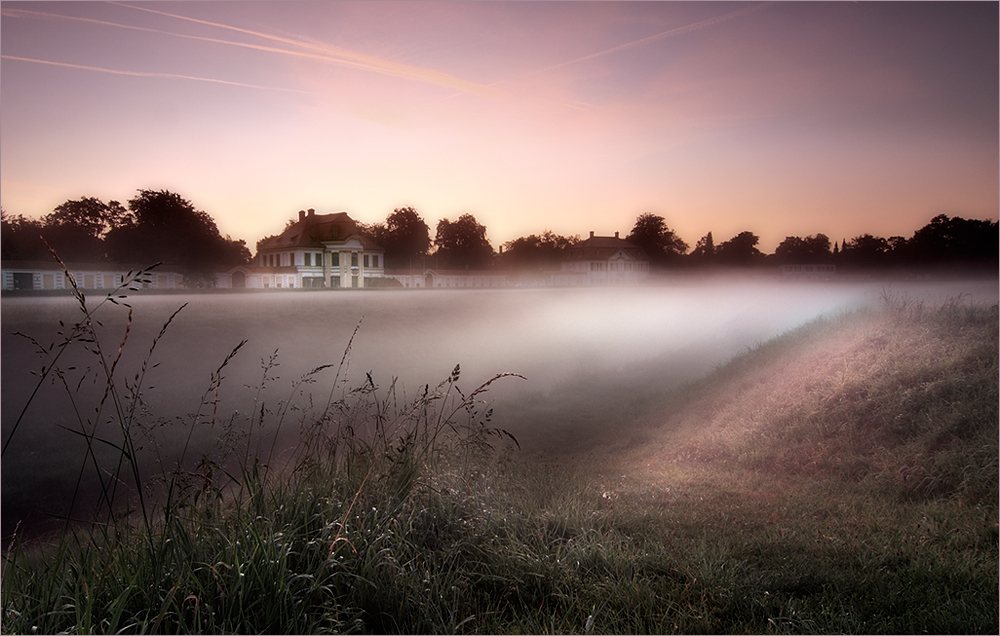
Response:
[715, 231, 764, 266]
[688, 232, 716, 265]
[906, 214, 998, 264]
[1, 210, 47, 261]
[774, 234, 832, 264]
[2, 198, 130, 262]
[499, 230, 579, 272]
[371, 207, 432, 269]
[105, 190, 250, 285]
[40, 197, 129, 261]
[433, 213, 494, 270]
[839, 233, 891, 268]
[626, 213, 688, 267]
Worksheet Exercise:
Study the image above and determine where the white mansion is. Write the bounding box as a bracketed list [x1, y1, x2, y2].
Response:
[222, 209, 385, 289]
[552, 231, 650, 285]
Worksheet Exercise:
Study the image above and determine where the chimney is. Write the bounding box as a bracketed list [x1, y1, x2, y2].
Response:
[298, 210, 306, 222]
[308, 208, 315, 217]
[614, 231, 619, 239]
[589, 231, 595, 238]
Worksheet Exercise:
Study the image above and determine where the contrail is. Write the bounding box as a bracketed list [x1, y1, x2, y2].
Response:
[1, 7, 412, 83]
[2, 4, 498, 97]
[109, 1, 499, 97]
[534, 2, 775, 74]
[0, 54, 316, 93]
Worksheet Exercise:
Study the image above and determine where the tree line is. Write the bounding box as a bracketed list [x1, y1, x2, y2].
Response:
[3, 190, 996, 283]
[361, 208, 997, 273]
[1, 190, 251, 286]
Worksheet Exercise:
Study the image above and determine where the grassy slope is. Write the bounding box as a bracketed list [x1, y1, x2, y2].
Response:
[2, 300, 997, 634]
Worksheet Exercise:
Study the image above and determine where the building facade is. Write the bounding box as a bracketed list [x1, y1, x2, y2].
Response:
[385, 269, 510, 289]
[1, 261, 183, 291]
[217, 209, 385, 289]
[553, 231, 650, 285]
[780, 263, 836, 281]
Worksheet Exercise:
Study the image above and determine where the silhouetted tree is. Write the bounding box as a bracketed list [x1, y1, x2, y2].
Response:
[715, 231, 764, 266]
[840, 233, 891, 268]
[626, 213, 688, 268]
[688, 231, 716, 266]
[499, 230, 579, 272]
[905, 214, 998, 265]
[372, 207, 431, 269]
[1, 209, 47, 261]
[773, 234, 832, 264]
[37, 197, 129, 261]
[433, 213, 494, 269]
[106, 189, 250, 286]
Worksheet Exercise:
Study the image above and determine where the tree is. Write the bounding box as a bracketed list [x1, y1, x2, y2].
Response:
[688, 231, 716, 266]
[715, 231, 764, 266]
[773, 234, 832, 264]
[375, 207, 432, 269]
[626, 213, 688, 268]
[1, 209, 47, 261]
[38, 197, 129, 261]
[840, 233, 891, 268]
[906, 214, 998, 265]
[106, 189, 250, 286]
[433, 213, 494, 270]
[499, 230, 579, 272]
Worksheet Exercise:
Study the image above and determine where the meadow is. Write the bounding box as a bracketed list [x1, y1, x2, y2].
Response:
[1, 272, 997, 634]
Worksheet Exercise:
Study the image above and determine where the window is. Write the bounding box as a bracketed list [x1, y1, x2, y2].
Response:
[304, 253, 311, 267]
[316, 253, 323, 267]
[351, 253, 358, 267]
[331, 252, 340, 266]
[12, 272, 33, 290]
[373, 254, 380, 268]
[363, 254, 369, 268]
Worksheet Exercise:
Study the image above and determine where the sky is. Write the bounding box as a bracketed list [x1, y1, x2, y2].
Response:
[1, 1, 997, 253]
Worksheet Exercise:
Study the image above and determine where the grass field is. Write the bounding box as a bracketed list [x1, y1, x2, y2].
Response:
[2, 284, 997, 634]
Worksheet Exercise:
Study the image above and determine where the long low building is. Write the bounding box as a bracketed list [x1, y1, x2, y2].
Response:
[1, 260, 184, 292]
[385, 269, 510, 289]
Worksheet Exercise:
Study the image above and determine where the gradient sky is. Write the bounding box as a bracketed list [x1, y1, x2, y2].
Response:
[2, 1, 997, 252]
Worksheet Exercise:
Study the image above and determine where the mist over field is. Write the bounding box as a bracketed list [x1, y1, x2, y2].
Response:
[2, 277, 997, 538]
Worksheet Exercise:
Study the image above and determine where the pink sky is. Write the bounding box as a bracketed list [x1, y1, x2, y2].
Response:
[1, 1, 997, 252]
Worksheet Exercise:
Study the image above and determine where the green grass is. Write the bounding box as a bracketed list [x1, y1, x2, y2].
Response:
[2, 276, 997, 634]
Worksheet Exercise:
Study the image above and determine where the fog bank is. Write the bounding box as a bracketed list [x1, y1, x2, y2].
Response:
[2, 277, 996, 538]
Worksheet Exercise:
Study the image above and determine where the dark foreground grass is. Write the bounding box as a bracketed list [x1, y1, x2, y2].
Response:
[2, 280, 997, 634]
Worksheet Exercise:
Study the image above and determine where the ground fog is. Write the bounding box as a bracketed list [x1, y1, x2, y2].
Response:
[2, 276, 996, 538]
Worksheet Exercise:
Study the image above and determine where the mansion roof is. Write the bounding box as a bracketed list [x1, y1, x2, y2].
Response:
[566, 233, 649, 262]
[256, 210, 382, 252]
